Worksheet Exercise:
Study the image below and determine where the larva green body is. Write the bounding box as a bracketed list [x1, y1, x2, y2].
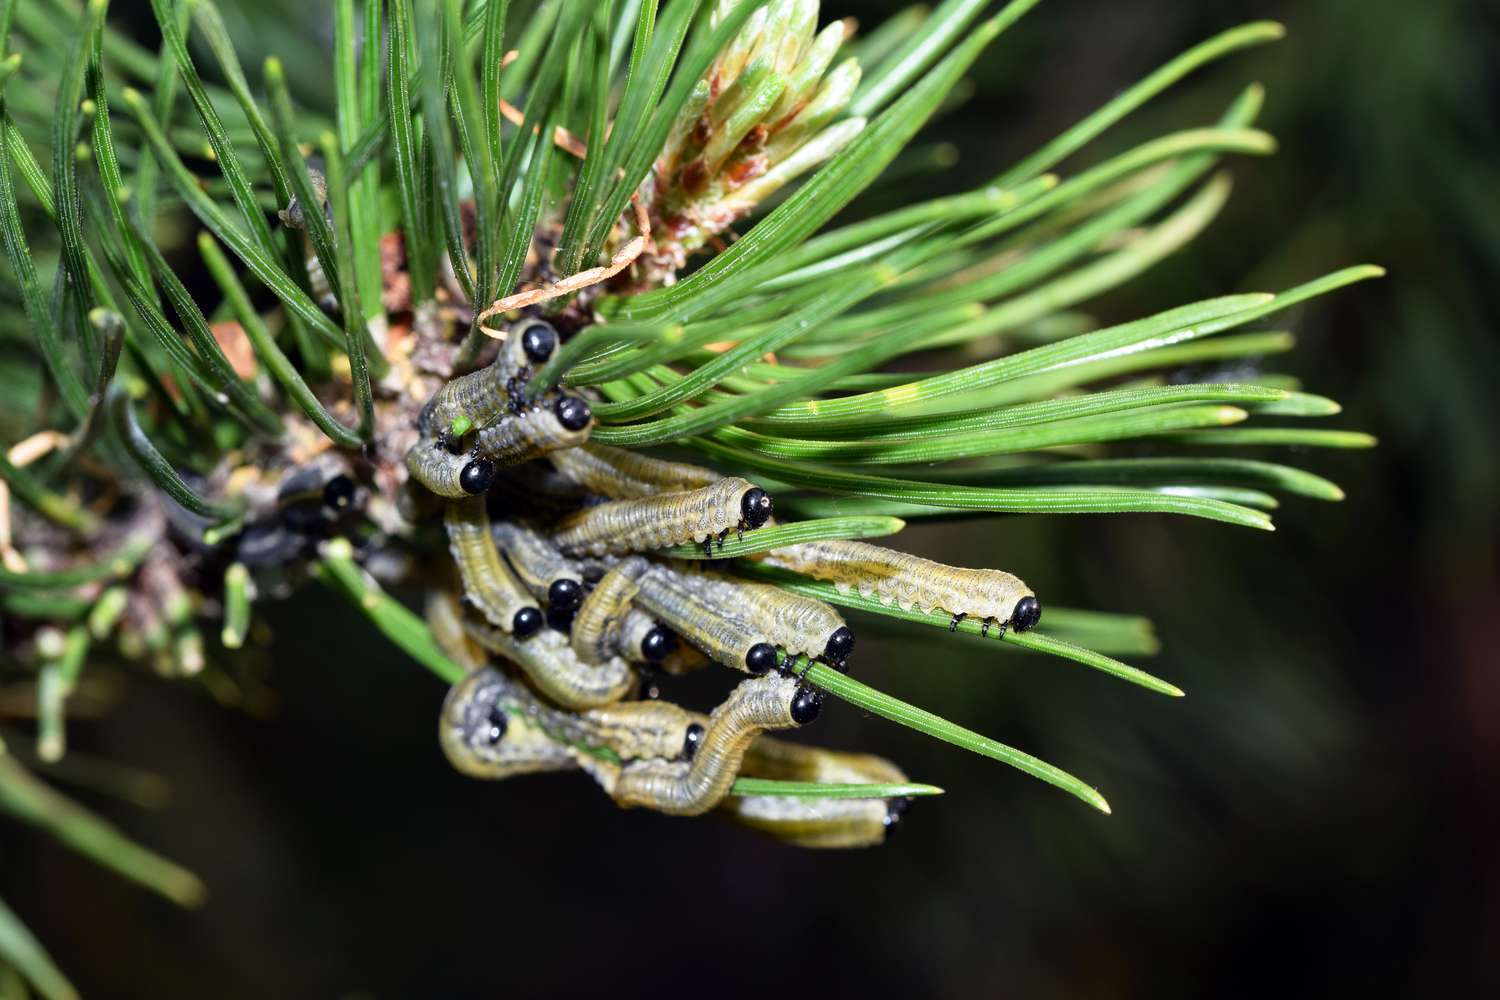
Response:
[548, 442, 721, 499]
[423, 318, 555, 438]
[673, 565, 854, 666]
[762, 539, 1042, 635]
[463, 615, 634, 709]
[576, 699, 700, 762]
[445, 496, 542, 636]
[610, 673, 804, 816]
[550, 477, 774, 557]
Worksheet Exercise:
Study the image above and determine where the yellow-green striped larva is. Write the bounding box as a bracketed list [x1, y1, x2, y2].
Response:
[565, 559, 669, 664]
[463, 613, 633, 709]
[629, 562, 780, 675]
[762, 539, 1042, 637]
[547, 442, 721, 499]
[490, 520, 588, 615]
[550, 477, 774, 557]
[473, 390, 594, 465]
[608, 673, 814, 816]
[668, 564, 855, 667]
[423, 317, 560, 440]
[445, 496, 545, 637]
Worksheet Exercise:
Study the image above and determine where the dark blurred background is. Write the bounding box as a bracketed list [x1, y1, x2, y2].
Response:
[5, 1, 1498, 996]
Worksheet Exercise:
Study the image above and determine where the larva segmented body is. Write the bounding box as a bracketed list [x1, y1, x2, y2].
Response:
[405, 440, 482, 499]
[423, 318, 558, 438]
[762, 539, 1042, 636]
[568, 560, 645, 663]
[474, 391, 594, 465]
[548, 442, 721, 499]
[550, 477, 773, 557]
[672, 565, 854, 666]
[629, 563, 771, 674]
[463, 615, 634, 710]
[611, 673, 807, 816]
[490, 520, 586, 612]
[445, 496, 543, 637]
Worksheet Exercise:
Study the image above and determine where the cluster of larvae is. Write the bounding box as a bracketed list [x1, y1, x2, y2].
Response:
[407, 319, 1042, 847]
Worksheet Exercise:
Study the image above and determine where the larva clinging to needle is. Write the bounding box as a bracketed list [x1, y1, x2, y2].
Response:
[670, 565, 855, 668]
[761, 539, 1042, 638]
[462, 615, 635, 710]
[549, 477, 773, 557]
[547, 442, 721, 499]
[490, 520, 587, 615]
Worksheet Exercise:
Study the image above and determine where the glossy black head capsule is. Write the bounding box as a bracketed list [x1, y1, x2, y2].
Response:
[640, 626, 676, 663]
[823, 626, 855, 666]
[547, 578, 583, 612]
[740, 487, 773, 529]
[745, 642, 777, 676]
[682, 722, 705, 761]
[1011, 596, 1042, 632]
[883, 796, 912, 840]
[554, 394, 592, 432]
[322, 474, 355, 512]
[485, 705, 508, 745]
[520, 321, 557, 363]
[512, 606, 544, 638]
[789, 685, 822, 725]
[459, 458, 496, 495]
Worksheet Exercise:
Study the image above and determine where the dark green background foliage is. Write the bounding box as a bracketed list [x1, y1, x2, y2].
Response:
[3, 0, 1497, 995]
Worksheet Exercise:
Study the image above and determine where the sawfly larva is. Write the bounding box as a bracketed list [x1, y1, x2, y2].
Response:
[566, 559, 677, 667]
[405, 441, 497, 499]
[445, 496, 544, 637]
[628, 563, 779, 675]
[547, 442, 721, 499]
[763, 539, 1042, 637]
[550, 477, 773, 557]
[464, 613, 634, 709]
[673, 566, 855, 668]
[439, 667, 578, 780]
[608, 673, 814, 816]
[422, 318, 560, 442]
[473, 391, 594, 465]
[490, 520, 586, 614]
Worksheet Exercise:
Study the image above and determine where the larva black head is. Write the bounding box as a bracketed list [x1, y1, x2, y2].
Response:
[823, 626, 855, 666]
[553, 394, 592, 432]
[740, 487, 773, 529]
[547, 578, 583, 612]
[520, 322, 557, 363]
[459, 458, 496, 495]
[1012, 596, 1042, 632]
[486, 705, 508, 745]
[640, 626, 676, 663]
[789, 685, 822, 725]
[322, 474, 355, 512]
[883, 796, 913, 840]
[512, 606, 544, 638]
[682, 722, 705, 761]
[745, 642, 777, 676]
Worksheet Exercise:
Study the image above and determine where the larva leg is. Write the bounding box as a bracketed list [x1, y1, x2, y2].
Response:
[611, 673, 812, 816]
[446, 497, 544, 637]
[550, 477, 772, 557]
[949, 612, 965, 633]
[464, 615, 634, 710]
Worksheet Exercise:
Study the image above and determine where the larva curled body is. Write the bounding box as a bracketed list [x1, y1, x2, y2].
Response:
[445, 496, 542, 636]
[568, 560, 645, 663]
[439, 667, 577, 779]
[762, 539, 1042, 636]
[423, 318, 558, 438]
[610, 673, 806, 816]
[548, 442, 721, 499]
[550, 477, 773, 557]
[463, 615, 634, 710]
